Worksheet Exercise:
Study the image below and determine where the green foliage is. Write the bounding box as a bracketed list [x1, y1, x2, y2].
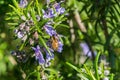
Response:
[66, 52, 114, 80]
[0, 0, 120, 80]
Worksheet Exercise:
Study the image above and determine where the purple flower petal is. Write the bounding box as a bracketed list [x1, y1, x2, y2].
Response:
[43, 48, 54, 67]
[80, 42, 96, 58]
[19, 0, 28, 8]
[43, 24, 57, 36]
[48, 8, 56, 18]
[42, 9, 49, 19]
[42, 9, 56, 19]
[32, 45, 45, 65]
[17, 31, 25, 38]
[54, 3, 65, 14]
[59, 8, 65, 14]
[57, 41, 63, 53]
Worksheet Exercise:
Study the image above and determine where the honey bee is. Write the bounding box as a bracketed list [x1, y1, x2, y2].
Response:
[51, 36, 59, 51]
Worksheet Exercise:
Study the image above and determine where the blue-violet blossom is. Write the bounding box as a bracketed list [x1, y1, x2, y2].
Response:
[43, 24, 57, 36]
[32, 45, 45, 65]
[57, 39, 63, 53]
[80, 42, 96, 58]
[19, 0, 28, 8]
[54, 3, 65, 14]
[42, 9, 56, 19]
[44, 48, 54, 67]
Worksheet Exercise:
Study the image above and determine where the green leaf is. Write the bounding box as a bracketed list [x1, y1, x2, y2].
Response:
[39, 36, 52, 56]
[94, 51, 101, 80]
[110, 73, 114, 80]
[8, 23, 18, 26]
[31, 8, 37, 23]
[35, 0, 41, 16]
[9, 4, 21, 17]
[12, 0, 19, 9]
[25, 70, 37, 80]
[56, 24, 69, 28]
[25, 1, 34, 16]
[84, 65, 96, 80]
[66, 62, 81, 73]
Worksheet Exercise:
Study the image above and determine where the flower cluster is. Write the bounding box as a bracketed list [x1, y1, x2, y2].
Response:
[42, 2, 65, 19]
[11, 50, 28, 63]
[32, 45, 54, 67]
[14, 14, 40, 42]
[98, 56, 110, 80]
[11, 0, 65, 67]
[31, 1, 65, 66]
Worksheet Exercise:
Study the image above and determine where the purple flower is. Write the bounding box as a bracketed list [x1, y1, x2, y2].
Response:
[19, 0, 28, 8]
[42, 9, 56, 19]
[42, 9, 49, 19]
[46, 49, 54, 61]
[80, 42, 96, 58]
[54, 3, 65, 14]
[48, 8, 56, 18]
[57, 40, 63, 53]
[59, 7, 65, 14]
[14, 28, 28, 42]
[26, 19, 34, 26]
[14, 29, 25, 38]
[36, 15, 40, 21]
[17, 31, 24, 38]
[42, 2, 65, 19]
[43, 48, 54, 67]
[32, 45, 45, 65]
[19, 23, 25, 30]
[54, 3, 61, 10]
[43, 24, 57, 36]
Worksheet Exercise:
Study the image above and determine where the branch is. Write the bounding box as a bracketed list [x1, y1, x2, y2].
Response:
[74, 10, 87, 33]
